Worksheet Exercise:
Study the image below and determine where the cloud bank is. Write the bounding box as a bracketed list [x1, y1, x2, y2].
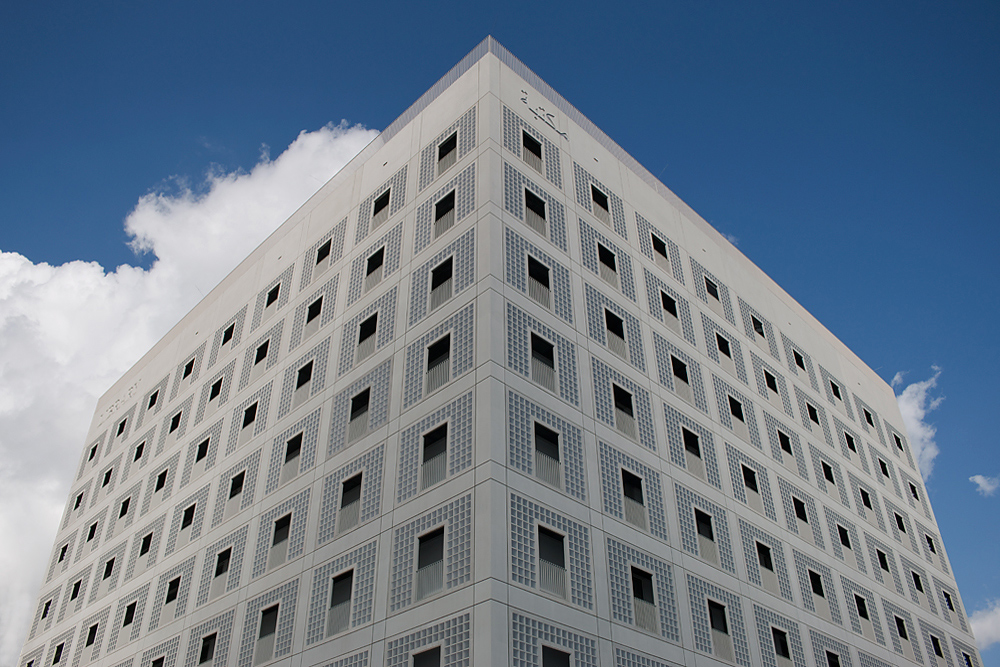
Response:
[892, 367, 944, 480]
[972, 600, 1000, 651]
[970, 474, 1000, 497]
[0, 121, 377, 666]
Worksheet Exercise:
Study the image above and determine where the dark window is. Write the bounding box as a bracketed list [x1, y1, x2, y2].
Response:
[229, 471, 245, 499]
[58, 545, 68, 562]
[894, 434, 904, 450]
[70, 580, 81, 600]
[807, 403, 820, 424]
[296, 361, 313, 390]
[931, 635, 944, 657]
[793, 350, 805, 370]
[772, 627, 790, 659]
[103, 558, 115, 580]
[53, 643, 64, 664]
[838, 525, 851, 549]
[822, 462, 835, 484]
[372, 190, 390, 218]
[266, 284, 280, 307]
[148, 391, 159, 409]
[215, 548, 231, 577]
[424, 424, 448, 462]
[169, 412, 182, 433]
[165, 576, 180, 604]
[860, 487, 873, 509]
[793, 498, 808, 523]
[826, 651, 841, 667]
[117, 419, 127, 436]
[89, 444, 98, 461]
[426, 336, 450, 370]
[830, 381, 842, 400]
[844, 432, 857, 452]
[330, 569, 354, 607]
[122, 602, 136, 626]
[434, 191, 455, 221]
[756, 542, 774, 571]
[538, 527, 565, 568]
[612, 385, 633, 417]
[242, 403, 257, 429]
[85, 623, 98, 647]
[682, 428, 701, 457]
[752, 316, 766, 337]
[631, 567, 655, 603]
[42, 600, 51, 619]
[525, 190, 546, 219]
[183, 359, 195, 379]
[651, 233, 668, 260]
[597, 244, 617, 271]
[926, 534, 937, 554]
[222, 323, 235, 346]
[778, 431, 793, 454]
[531, 334, 555, 369]
[862, 409, 874, 427]
[306, 297, 323, 323]
[181, 504, 196, 530]
[895, 616, 908, 640]
[534, 423, 559, 461]
[285, 434, 303, 464]
[591, 185, 610, 213]
[671, 356, 689, 384]
[660, 291, 678, 317]
[704, 277, 720, 300]
[196, 439, 209, 462]
[366, 248, 385, 276]
[139, 533, 152, 557]
[439, 132, 458, 161]
[74, 493, 83, 510]
[341, 474, 362, 508]
[431, 259, 453, 290]
[316, 239, 332, 265]
[272, 514, 291, 546]
[199, 633, 217, 664]
[707, 600, 728, 634]
[413, 646, 442, 667]
[350, 388, 370, 421]
[694, 509, 714, 541]
[151, 658, 164, 667]
[728, 396, 744, 422]
[605, 309, 625, 339]
[418, 527, 445, 569]
[254, 340, 270, 365]
[855, 594, 869, 620]
[102, 468, 113, 487]
[895, 513, 907, 533]
[742, 465, 758, 493]
[87, 522, 98, 541]
[259, 605, 279, 639]
[944, 591, 955, 611]
[715, 333, 731, 358]
[622, 470, 644, 505]
[880, 459, 890, 477]
[764, 370, 778, 393]
[877, 550, 890, 571]
[209, 379, 222, 401]
[522, 132, 542, 161]
[809, 570, 825, 597]
[913, 571, 924, 593]
[909, 482, 919, 500]
[527, 256, 550, 289]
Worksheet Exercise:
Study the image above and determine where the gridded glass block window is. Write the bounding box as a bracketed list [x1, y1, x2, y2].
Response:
[300, 217, 347, 290]
[737, 519, 795, 601]
[47, 530, 78, 583]
[835, 417, 870, 473]
[275, 336, 331, 419]
[793, 385, 834, 446]
[818, 363, 856, 415]
[870, 443, 903, 498]
[421, 106, 477, 190]
[42, 628, 75, 667]
[506, 302, 580, 405]
[848, 472, 886, 530]
[27, 584, 62, 640]
[385, 612, 471, 667]
[853, 394, 887, 445]
[886, 421, 917, 470]
[238, 319, 284, 391]
[110, 403, 137, 444]
[414, 163, 475, 254]
[140, 452, 181, 517]
[502, 105, 562, 187]
[598, 442, 667, 541]
[823, 506, 867, 571]
[643, 268, 697, 345]
[135, 374, 170, 430]
[686, 573, 751, 666]
[662, 403, 722, 487]
[207, 305, 248, 368]
[573, 162, 627, 239]
[91, 454, 123, 507]
[675, 483, 736, 573]
[63, 480, 93, 529]
[750, 351, 794, 415]
[137, 635, 181, 667]
[606, 537, 680, 640]
[305, 539, 377, 644]
[402, 303, 473, 408]
[857, 652, 895, 667]
[613, 646, 680, 667]
[807, 629, 854, 667]
[885, 498, 920, 551]
[409, 228, 475, 326]
[690, 258, 735, 324]
[776, 477, 825, 547]
[224, 381, 272, 456]
[250, 488, 310, 578]
[56, 563, 92, 622]
[780, 332, 819, 391]
[182, 608, 235, 667]
[347, 221, 403, 307]
[398, 391, 474, 502]
[123, 513, 166, 583]
[389, 494, 472, 612]
[592, 357, 656, 450]
[248, 263, 294, 333]
[839, 574, 887, 645]
[726, 443, 778, 521]
[900, 555, 938, 611]
[738, 297, 781, 359]
[808, 443, 851, 505]
[510, 611, 598, 667]
[88, 541, 128, 602]
[584, 283, 645, 371]
[934, 576, 968, 630]
[917, 520, 949, 572]
[701, 312, 748, 384]
[652, 332, 710, 413]
[900, 469, 932, 519]
[179, 420, 224, 487]
[863, 531, 905, 594]
[194, 361, 235, 426]
[509, 493, 593, 608]
[209, 448, 261, 528]
[635, 212, 684, 282]
[170, 340, 207, 401]
[327, 358, 392, 456]
[579, 220, 636, 301]
[951, 637, 982, 667]
[914, 618, 954, 667]
[263, 407, 322, 494]
[162, 484, 210, 556]
[288, 274, 339, 351]
[752, 603, 808, 667]
[120, 427, 155, 484]
[19, 644, 43, 667]
[316, 444, 384, 545]
[712, 375, 764, 449]
[355, 165, 407, 243]
[881, 599, 924, 663]
[106, 582, 151, 651]
[791, 549, 843, 623]
[236, 579, 299, 667]
[77, 508, 109, 563]
[77, 432, 107, 480]
[504, 227, 574, 323]
[155, 395, 194, 456]
[147, 554, 196, 630]
[503, 162, 568, 251]
[194, 524, 248, 607]
[69, 604, 112, 666]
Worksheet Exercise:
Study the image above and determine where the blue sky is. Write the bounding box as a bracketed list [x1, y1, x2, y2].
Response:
[1, 0, 998, 663]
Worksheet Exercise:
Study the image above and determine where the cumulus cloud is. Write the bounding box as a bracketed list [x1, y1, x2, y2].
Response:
[971, 600, 1000, 651]
[0, 121, 377, 665]
[970, 475, 1000, 497]
[892, 366, 944, 480]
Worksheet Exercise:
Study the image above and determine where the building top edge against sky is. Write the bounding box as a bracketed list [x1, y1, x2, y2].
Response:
[92, 36, 898, 428]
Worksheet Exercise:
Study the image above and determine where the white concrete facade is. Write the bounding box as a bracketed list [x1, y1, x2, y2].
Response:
[19, 37, 982, 667]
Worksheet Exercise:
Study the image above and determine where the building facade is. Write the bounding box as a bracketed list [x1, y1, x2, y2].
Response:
[19, 37, 982, 667]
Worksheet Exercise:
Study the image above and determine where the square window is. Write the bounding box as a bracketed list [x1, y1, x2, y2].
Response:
[366, 247, 385, 277]
[591, 185, 610, 217]
[622, 469, 644, 505]
[284, 434, 303, 464]
[315, 240, 332, 266]
[895, 615, 908, 640]
[671, 355, 689, 384]
[826, 651, 841, 667]
[85, 623, 98, 647]
[651, 233, 669, 261]
[139, 533, 153, 557]
[119, 498, 130, 518]
[74, 493, 83, 510]
[418, 527, 445, 569]
[209, 379, 223, 401]
[88, 444, 98, 461]
[525, 189, 546, 220]
[707, 600, 728, 634]
[182, 358, 195, 379]
[214, 548, 231, 577]
[155, 469, 168, 492]
[877, 549, 890, 571]
[242, 403, 258, 429]
[931, 635, 944, 658]
[793, 497, 808, 523]
[772, 627, 790, 659]
[431, 258, 453, 291]
[894, 512, 907, 533]
[793, 350, 805, 370]
[228, 471, 245, 499]
[195, 439, 209, 462]
[716, 333, 732, 358]
[122, 601, 136, 626]
[909, 482, 919, 500]
[822, 461, 835, 484]
[605, 309, 625, 340]
[778, 430, 793, 455]
[413, 646, 442, 667]
[807, 403, 819, 423]
[306, 297, 323, 324]
[751, 316, 765, 337]
[164, 576, 180, 604]
[742, 465, 759, 493]
[808, 570, 825, 597]
[682, 427, 701, 457]
[538, 526, 565, 568]
[728, 395, 744, 422]
[704, 277, 720, 300]
[169, 412, 182, 433]
[925, 534, 937, 554]
[87, 522, 98, 541]
[296, 361, 314, 390]
[830, 381, 842, 400]
[116, 419, 127, 437]
[70, 580, 81, 600]
[860, 487, 873, 509]
[272, 514, 291, 546]
[372, 190, 390, 220]
[199, 633, 217, 664]
[613, 385, 634, 417]
[764, 370, 778, 393]
[943, 591, 955, 611]
[844, 432, 857, 452]
[341, 474, 362, 509]
[660, 292, 679, 319]
[527, 256, 550, 289]
[350, 389, 370, 421]
[694, 509, 714, 541]
[864, 409, 875, 427]
[222, 324, 235, 346]
[522, 131, 542, 168]
[181, 504, 196, 530]
[597, 243, 617, 272]
[838, 525, 851, 549]
[259, 604, 279, 639]
[434, 191, 456, 234]
[756, 541, 773, 571]
[855, 594, 869, 620]
[58, 545, 68, 562]
[254, 341, 270, 366]
[103, 558, 115, 580]
[439, 132, 458, 166]
[148, 391, 159, 409]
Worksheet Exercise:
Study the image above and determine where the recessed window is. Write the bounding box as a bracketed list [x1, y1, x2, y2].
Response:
[214, 548, 231, 578]
[605, 309, 625, 340]
[793, 497, 808, 523]
[265, 284, 281, 308]
[87, 522, 98, 541]
[538, 526, 566, 579]
[228, 471, 245, 499]
[88, 444, 99, 461]
[894, 616, 908, 640]
[822, 462, 835, 484]
[430, 259, 453, 306]
[671, 355, 689, 384]
[139, 533, 153, 557]
[116, 419, 127, 437]
[296, 361, 314, 390]
[704, 277, 720, 300]
[155, 469, 168, 493]
[591, 185, 610, 222]
[715, 333, 732, 359]
[181, 504, 196, 530]
[909, 482, 919, 500]
[103, 558, 115, 580]
[199, 633, 217, 664]
[413, 646, 442, 667]
[306, 297, 323, 324]
[425, 335, 451, 392]
[85, 623, 98, 647]
[778, 430, 793, 455]
[879, 459, 890, 477]
[751, 316, 765, 338]
[877, 549, 890, 572]
[284, 434, 303, 465]
[524, 190, 547, 234]
[58, 544, 68, 562]
[315, 239, 332, 266]
[859, 487, 873, 510]
[694, 509, 714, 541]
[74, 493, 84, 510]
[826, 651, 842, 667]
[522, 131, 543, 170]
[209, 378, 223, 401]
[943, 590, 955, 611]
[195, 439, 210, 463]
[756, 541, 773, 571]
[597, 243, 617, 274]
[366, 247, 385, 278]
[772, 627, 790, 659]
[422, 424, 448, 489]
[855, 594, 869, 620]
[52, 642, 64, 664]
[165, 576, 181, 604]
[182, 358, 195, 379]
[434, 191, 456, 236]
[728, 396, 745, 422]
[830, 381, 842, 400]
[682, 427, 701, 457]
[613, 384, 634, 417]
[622, 469, 645, 506]
[350, 389, 370, 423]
[371, 190, 390, 221]
[764, 370, 778, 393]
[807, 403, 820, 424]
[340, 474, 362, 514]
[808, 570, 825, 597]
[925, 534, 937, 554]
[863, 409, 875, 427]
[70, 580, 81, 601]
[650, 233, 669, 262]
[742, 465, 759, 493]
[660, 291, 678, 317]
[328, 569, 354, 635]
[258, 604, 279, 640]
[894, 434, 904, 450]
[222, 324, 236, 347]
[42, 600, 52, 619]
[707, 600, 728, 634]
[151, 658, 164, 667]
[438, 132, 458, 171]
[931, 635, 944, 658]
[242, 402, 258, 429]
[894, 512, 907, 533]
[530, 334, 556, 391]
[148, 391, 159, 409]
[168, 412, 182, 433]
[416, 527, 445, 599]
[793, 350, 805, 370]
[119, 498, 130, 518]
[844, 432, 857, 452]
[912, 570, 924, 593]
[122, 601, 136, 626]
[272, 514, 291, 547]
[838, 525, 851, 549]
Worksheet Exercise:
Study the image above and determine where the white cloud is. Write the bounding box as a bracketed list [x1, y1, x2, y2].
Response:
[972, 599, 1000, 651]
[970, 475, 1000, 497]
[0, 121, 377, 665]
[894, 366, 944, 480]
